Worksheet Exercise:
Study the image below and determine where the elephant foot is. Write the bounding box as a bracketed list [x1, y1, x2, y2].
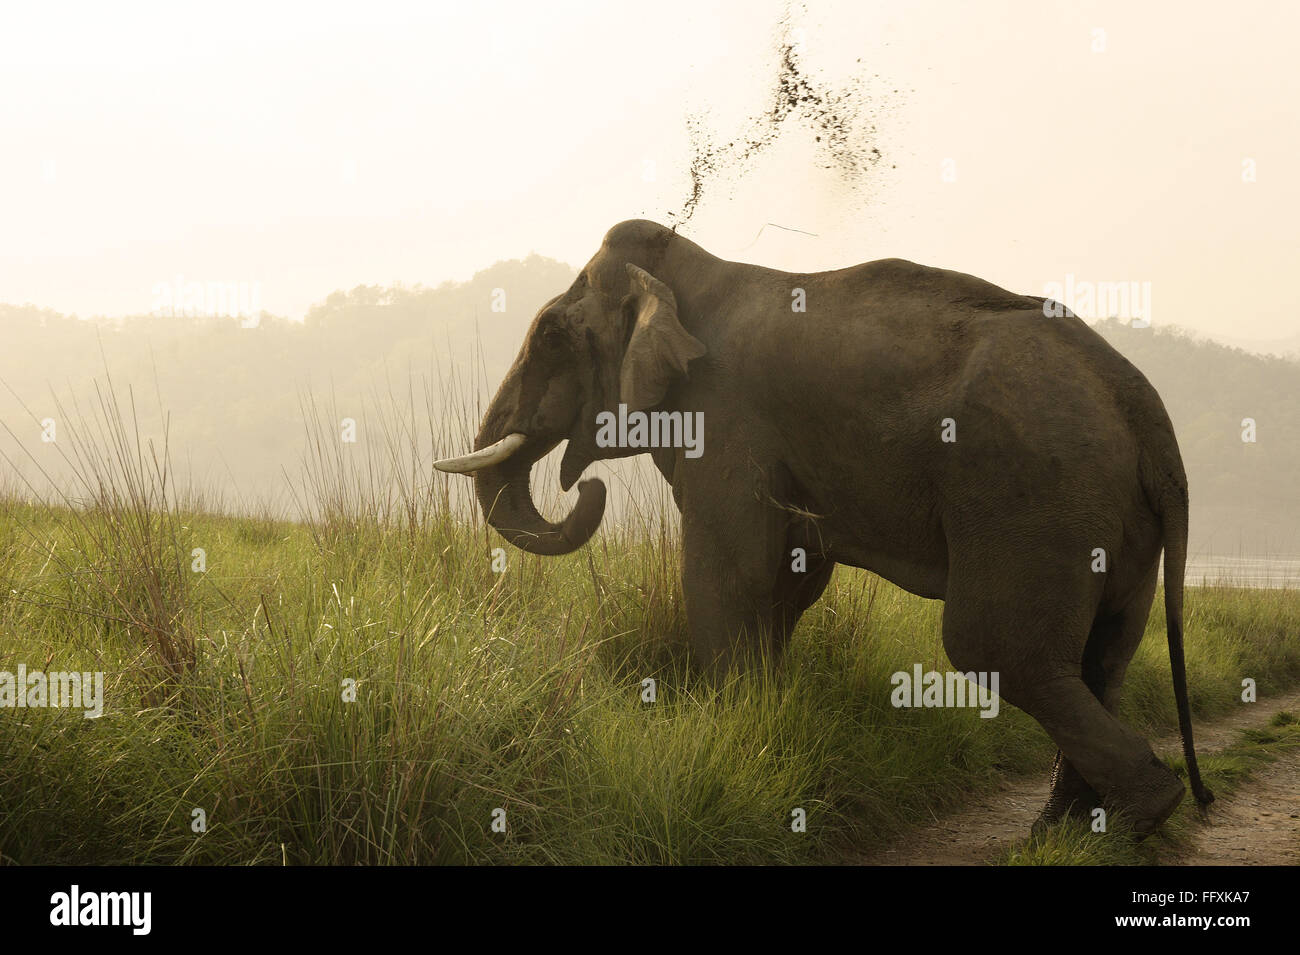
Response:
[1031, 788, 1101, 837]
[1104, 754, 1186, 838]
[1031, 750, 1100, 837]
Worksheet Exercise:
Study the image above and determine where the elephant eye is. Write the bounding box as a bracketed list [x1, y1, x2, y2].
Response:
[542, 325, 568, 349]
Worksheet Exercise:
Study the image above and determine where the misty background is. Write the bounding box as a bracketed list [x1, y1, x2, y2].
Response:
[1, 0, 1297, 577]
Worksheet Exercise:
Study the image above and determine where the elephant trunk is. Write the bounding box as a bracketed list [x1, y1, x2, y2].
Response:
[470, 426, 606, 557]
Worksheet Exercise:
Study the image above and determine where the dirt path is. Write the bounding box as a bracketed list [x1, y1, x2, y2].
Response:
[857, 689, 1300, 866]
[1184, 747, 1300, 866]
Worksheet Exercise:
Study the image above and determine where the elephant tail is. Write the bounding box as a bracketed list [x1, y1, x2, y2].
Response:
[1159, 493, 1215, 808]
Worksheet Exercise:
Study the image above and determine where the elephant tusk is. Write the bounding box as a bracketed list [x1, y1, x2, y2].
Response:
[433, 433, 527, 473]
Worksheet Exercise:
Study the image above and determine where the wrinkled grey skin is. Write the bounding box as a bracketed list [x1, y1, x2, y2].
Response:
[469, 219, 1212, 834]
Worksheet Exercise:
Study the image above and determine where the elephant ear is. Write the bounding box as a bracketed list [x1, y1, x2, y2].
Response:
[619, 263, 707, 414]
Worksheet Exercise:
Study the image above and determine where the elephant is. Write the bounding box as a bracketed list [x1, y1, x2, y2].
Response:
[435, 218, 1213, 835]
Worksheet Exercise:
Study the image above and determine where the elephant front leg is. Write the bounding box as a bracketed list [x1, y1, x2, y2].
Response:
[772, 552, 834, 656]
[680, 494, 785, 676]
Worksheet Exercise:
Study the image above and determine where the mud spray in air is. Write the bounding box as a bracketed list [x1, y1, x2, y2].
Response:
[668, 4, 905, 231]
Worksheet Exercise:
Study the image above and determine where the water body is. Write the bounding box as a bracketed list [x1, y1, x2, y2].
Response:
[1179, 555, 1300, 589]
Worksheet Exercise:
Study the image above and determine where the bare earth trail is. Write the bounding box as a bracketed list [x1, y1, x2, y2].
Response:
[858, 688, 1300, 866]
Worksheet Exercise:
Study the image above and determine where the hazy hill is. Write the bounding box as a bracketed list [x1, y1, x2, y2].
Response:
[1094, 319, 1299, 556]
[0, 255, 576, 511]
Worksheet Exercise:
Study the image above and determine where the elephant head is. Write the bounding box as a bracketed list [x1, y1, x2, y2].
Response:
[434, 221, 708, 555]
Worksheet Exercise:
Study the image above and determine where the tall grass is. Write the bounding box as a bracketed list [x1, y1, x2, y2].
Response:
[0, 376, 201, 702]
[1, 369, 1298, 864]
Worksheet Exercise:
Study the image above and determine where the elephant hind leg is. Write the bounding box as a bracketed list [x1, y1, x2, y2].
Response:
[1034, 565, 1160, 834]
[1004, 667, 1182, 838]
[942, 567, 1182, 837]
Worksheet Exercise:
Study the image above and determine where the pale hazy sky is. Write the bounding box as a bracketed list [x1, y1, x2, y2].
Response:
[2, 0, 1297, 342]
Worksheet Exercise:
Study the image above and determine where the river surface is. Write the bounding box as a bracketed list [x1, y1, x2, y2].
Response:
[1180, 555, 1300, 589]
